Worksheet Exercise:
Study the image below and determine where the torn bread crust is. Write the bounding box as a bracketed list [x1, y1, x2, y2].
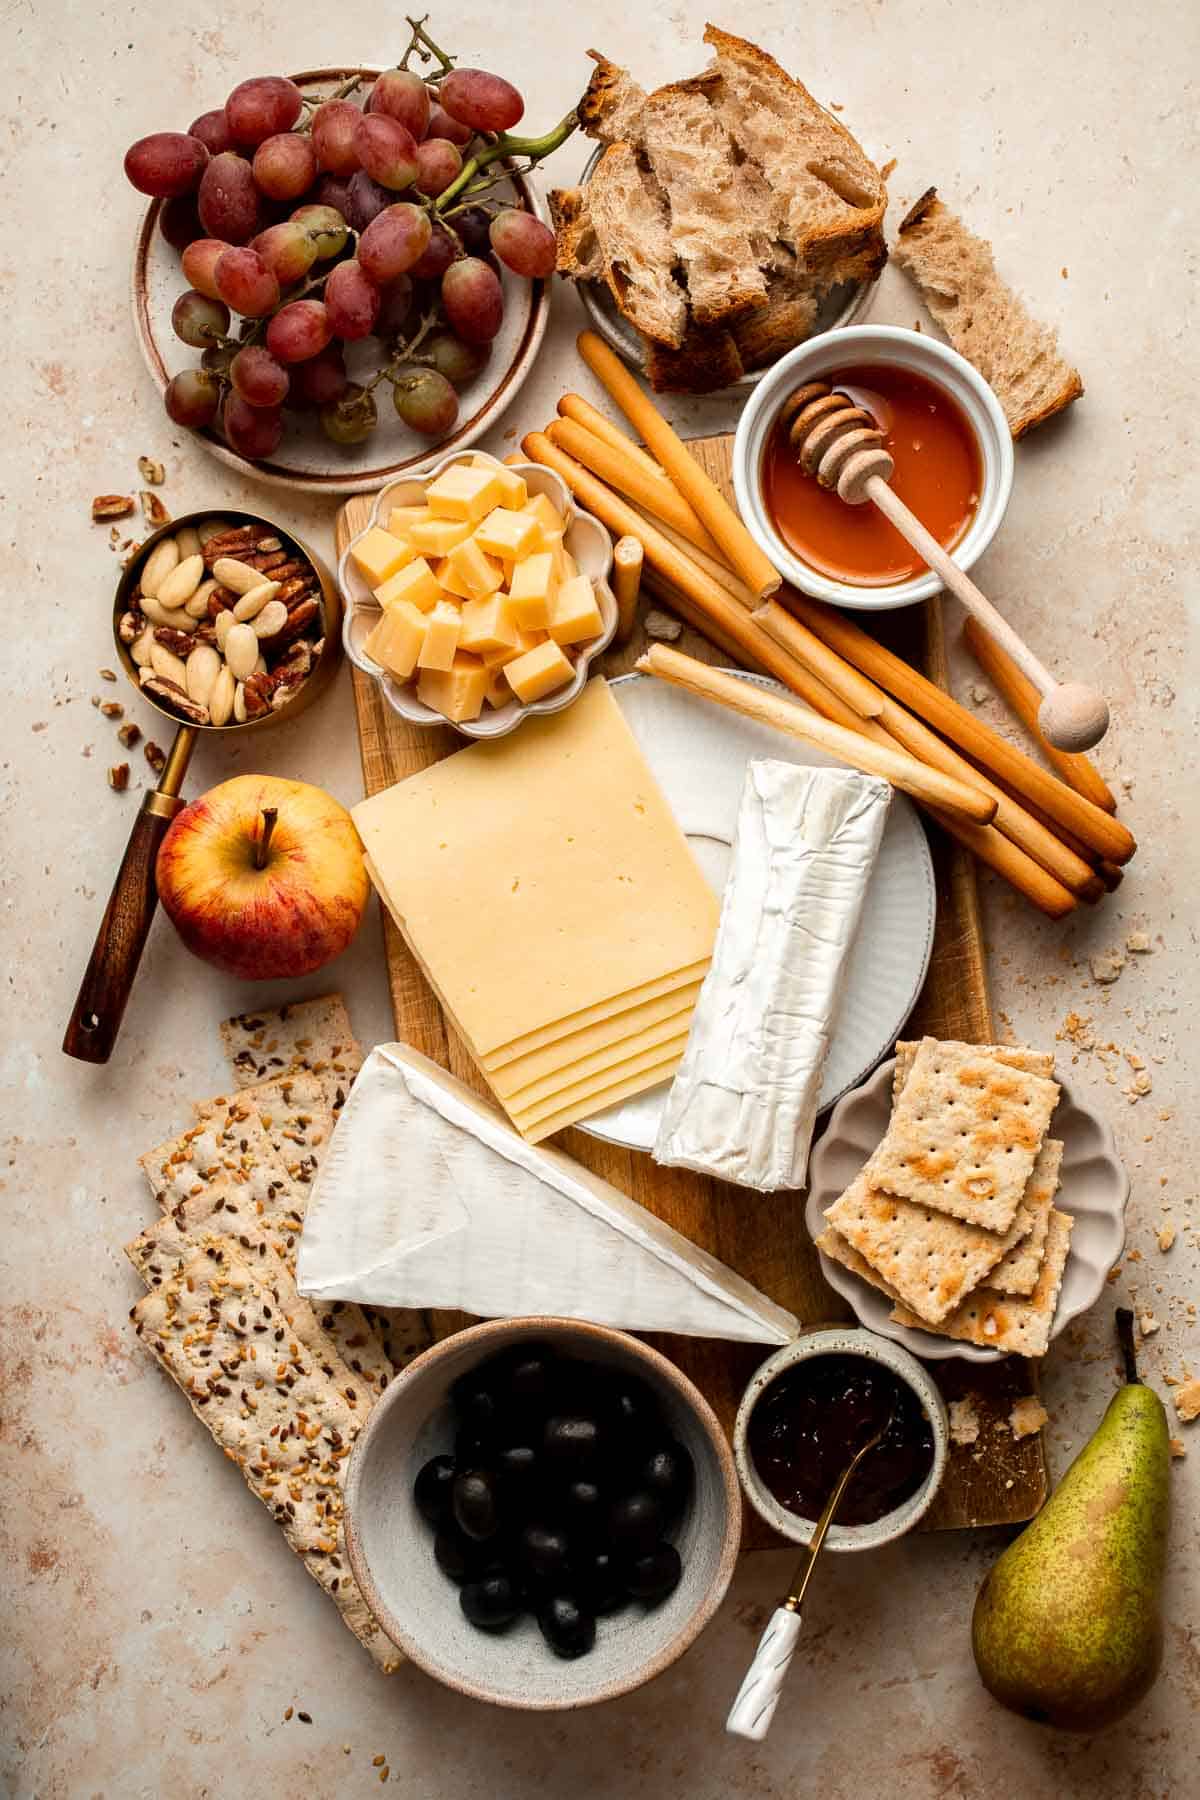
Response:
[131, 1247, 401, 1673]
[577, 143, 689, 350]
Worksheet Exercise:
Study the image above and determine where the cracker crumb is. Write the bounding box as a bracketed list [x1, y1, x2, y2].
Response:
[644, 609, 683, 642]
[1090, 951, 1125, 984]
[948, 1398, 981, 1446]
[1157, 1222, 1176, 1253]
[1173, 1379, 1200, 1424]
[969, 684, 989, 705]
[1139, 1313, 1160, 1338]
[1169, 1437, 1186, 1459]
[1009, 1396, 1049, 1440]
[1126, 931, 1152, 953]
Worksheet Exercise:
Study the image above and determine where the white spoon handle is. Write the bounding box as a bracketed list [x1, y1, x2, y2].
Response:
[725, 1606, 804, 1740]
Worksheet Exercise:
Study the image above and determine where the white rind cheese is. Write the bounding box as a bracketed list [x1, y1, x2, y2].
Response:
[296, 1043, 798, 1345]
[653, 761, 890, 1191]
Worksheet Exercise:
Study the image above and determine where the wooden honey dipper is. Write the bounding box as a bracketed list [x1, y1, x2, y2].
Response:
[782, 382, 1110, 752]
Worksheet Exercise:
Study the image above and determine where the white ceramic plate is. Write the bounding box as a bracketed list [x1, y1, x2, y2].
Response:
[577, 671, 936, 1150]
[339, 450, 617, 739]
[131, 67, 552, 496]
[805, 1059, 1129, 1363]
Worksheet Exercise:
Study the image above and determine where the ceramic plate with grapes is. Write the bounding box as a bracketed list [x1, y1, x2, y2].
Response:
[129, 44, 572, 494]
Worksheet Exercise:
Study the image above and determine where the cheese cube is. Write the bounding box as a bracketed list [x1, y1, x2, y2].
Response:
[547, 574, 603, 646]
[474, 506, 540, 562]
[521, 492, 565, 551]
[408, 514, 474, 556]
[459, 592, 521, 657]
[507, 552, 557, 630]
[492, 465, 528, 510]
[374, 556, 442, 614]
[445, 535, 504, 601]
[351, 527, 411, 588]
[363, 600, 427, 679]
[417, 598, 462, 672]
[417, 652, 489, 723]
[485, 667, 514, 709]
[387, 505, 429, 541]
[504, 639, 575, 703]
[479, 626, 544, 669]
[425, 463, 503, 525]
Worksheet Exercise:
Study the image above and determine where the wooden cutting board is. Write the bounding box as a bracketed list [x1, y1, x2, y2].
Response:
[336, 434, 1048, 1540]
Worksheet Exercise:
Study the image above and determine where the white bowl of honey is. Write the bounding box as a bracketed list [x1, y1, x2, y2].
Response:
[733, 325, 1014, 609]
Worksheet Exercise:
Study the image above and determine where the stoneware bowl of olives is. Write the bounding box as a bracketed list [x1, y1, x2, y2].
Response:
[343, 1315, 742, 1708]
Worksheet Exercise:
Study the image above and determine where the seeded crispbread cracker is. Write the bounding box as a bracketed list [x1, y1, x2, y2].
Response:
[131, 1247, 401, 1673]
[194, 1074, 337, 1194]
[868, 1039, 1060, 1231]
[823, 1169, 1037, 1326]
[890, 1209, 1074, 1355]
[815, 1229, 905, 1305]
[140, 1102, 295, 1216]
[893, 1039, 1055, 1101]
[987, 1138, 1062, 1296]
[220, 995, 363, 1093]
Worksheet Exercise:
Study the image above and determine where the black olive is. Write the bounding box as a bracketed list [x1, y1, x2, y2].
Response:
[639, 1440, 694, 1520]
[452, 1468, 501, 1541]
[496, 1441, 539, 1489]
[625, 1542, 682, 1604]
[434, 1523, 486, 1585]
[454, 1424, 497, 1467]
[537, 1593, 596, 1659]
[503, 1345, 557, 1412]
[450, 1372, 502, 1438]
[606, 1376, 662, 1447]
[461, 1572, 521, 1632]
[561, 1477, 606, 1539]
[608, 1490, 663, 1556]
[576, 1547, 628, 1616]
[413, 1453, 457, 1526]
[516, 1521, 572, 1585]
[543, 1413, 601, 1471]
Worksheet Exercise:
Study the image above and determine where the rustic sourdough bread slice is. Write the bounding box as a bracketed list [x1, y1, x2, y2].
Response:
[646, 325, 745, 394]
[558, 143, 687, 349]
[894, 189, 1083, 438]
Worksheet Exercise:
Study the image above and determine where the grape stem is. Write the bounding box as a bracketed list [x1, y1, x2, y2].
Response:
[400, 15, 456, 79]
[368, 304, 443, 388]
[435, 109, 579, 215]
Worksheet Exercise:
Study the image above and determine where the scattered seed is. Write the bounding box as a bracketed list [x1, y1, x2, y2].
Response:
[373, 1755, 386, 1767]
[379, 1770, 389, 1784]
[297, 1710, 312, 1724]
[283, 1705, 293, 1721]
[100, 667, 118, 682]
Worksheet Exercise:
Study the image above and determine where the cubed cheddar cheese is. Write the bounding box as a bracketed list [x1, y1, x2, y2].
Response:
[351, 526, 411, 588]
[504, 638, 575, 703]
[445, 536, 503, 601]
[492, 465, 528, 510]
[459, 592, 521, 657]
[479, 625, 545, 669]
[521, 492, 565, 551]
[547, 574, 603, 646]
[474, 506, 540, 561]
[484, 666, 514, 709]
[375, 556, 442, 614]
[408, 514, 474, 556]
[417, 651, 489, 723]
[363, 599, 427, 679]
[507, 551, 557, 630]
[387, 505, 429, 541]
[417, 599, 462, 672]
[425, 463, 503, 525]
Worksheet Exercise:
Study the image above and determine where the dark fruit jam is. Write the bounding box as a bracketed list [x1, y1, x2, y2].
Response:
[747, 1353, 935, 1527]
[763, 362, 982, 586]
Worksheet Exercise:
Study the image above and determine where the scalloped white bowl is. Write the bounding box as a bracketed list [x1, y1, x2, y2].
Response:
[805, 1058, 1128, 1363]
[340, 449, 617, 740]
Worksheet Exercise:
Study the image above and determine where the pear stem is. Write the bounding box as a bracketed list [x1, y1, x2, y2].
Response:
[254, 807, 278, 871]
[1116, 1307, 1141, 1385]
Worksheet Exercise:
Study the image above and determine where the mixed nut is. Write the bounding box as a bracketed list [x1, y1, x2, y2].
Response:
[119, 518, 325, 727]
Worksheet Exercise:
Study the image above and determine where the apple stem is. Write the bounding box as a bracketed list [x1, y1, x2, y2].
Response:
[254, 807, 278, 871]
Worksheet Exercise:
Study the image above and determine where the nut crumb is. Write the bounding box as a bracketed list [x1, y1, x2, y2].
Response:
[373, 1756, 386, 1768]
[144, 741, 166, 774]
[1157, 1222, 1176, 1253]
[140, 490, 171, 529]
[1173, 1379, 1200, 1424]
[1125, 931, 1152, 953]
[1089, 951, 1125, 984]
[1008, 1396, 1049, 1440]
[138, 455, 166, 485]
[99, 701, 124, 720]
[117, 721, 142, 749]
[969, 683, 989, 705]
[107, 763, 130, 792]
[92, 494, 134, 522]
[1139, 1313, 1160, 1338]
[1170, 1437, 1186, 1458]
[644, 609, 682, 642]
[948, 1398, 980, 1446]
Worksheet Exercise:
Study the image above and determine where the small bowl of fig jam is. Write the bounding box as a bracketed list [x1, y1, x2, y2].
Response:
[732, 324, 1014, 611]
[733, 1329, 948, 1550]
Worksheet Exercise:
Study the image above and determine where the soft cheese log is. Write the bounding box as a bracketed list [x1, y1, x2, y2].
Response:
[655, 761, 890, 1190]
[296, 1044, 799, 1344]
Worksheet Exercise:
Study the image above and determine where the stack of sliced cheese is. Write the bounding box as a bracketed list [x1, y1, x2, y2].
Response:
[352, 679, 721, 1141]
[350, 456, 605, 725]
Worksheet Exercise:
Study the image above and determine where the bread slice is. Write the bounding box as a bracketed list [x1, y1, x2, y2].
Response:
[731, 266, 819, 372]
[646, 324, 745, 394]
[587, 144, 688, 348]
[550, 184, 605, 283]
[895, 189, 1083, 438]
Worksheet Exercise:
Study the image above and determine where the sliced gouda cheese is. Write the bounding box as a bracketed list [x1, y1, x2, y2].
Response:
[481, 960, 712, 1070]
[522, 1051, 686, 1144]
[511, 1036, 689, 1131]
[488, 982, 703, 1097]
[352, 680, 719, 1055]
[500, 1013, 696, 1110]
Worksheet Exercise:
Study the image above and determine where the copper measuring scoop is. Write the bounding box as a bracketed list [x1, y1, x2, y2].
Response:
[725, 1404, 897, 1741]
[62, 510, 340, 1065]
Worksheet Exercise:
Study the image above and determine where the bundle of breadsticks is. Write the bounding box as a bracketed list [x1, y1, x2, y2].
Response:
[519, 332, 1135, 918]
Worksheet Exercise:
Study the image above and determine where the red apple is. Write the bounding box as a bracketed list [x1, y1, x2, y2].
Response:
[156, 774, 369, 979]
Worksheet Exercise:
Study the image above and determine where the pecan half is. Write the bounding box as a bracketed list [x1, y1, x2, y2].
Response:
[118, 610, 140, 645]
[242, 672, 276, 719]
[138, 456, 166, 485]
[273, 596, 320, 648]
[93, 494, 134, 522]
[141, 676, 210, 725]
[153, 625, 195, 656]
[140, 490, 171, 529]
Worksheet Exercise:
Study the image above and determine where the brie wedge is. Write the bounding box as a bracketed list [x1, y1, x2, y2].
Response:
[296, 1043, 798, 1345]
[653, 761, 890, 1191]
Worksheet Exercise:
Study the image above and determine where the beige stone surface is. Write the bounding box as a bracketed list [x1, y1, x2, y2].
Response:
[2, 1, 1198, 1794]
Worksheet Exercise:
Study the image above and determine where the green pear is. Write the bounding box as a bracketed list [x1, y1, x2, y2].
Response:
[972, 1309, 1170, 1731]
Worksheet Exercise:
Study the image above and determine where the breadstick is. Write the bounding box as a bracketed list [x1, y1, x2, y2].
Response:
[637, 646, 995, 826]
[754, 602, 885, 722]
[962, 616, 1117, 813]
[611, 536, 643, 645]
[577, 330, 782, 600]
[784, 591, 1136, 864]
[556, 393, 666, 480]
[546, 416, 723, 559]
[633, 509, 757, 607]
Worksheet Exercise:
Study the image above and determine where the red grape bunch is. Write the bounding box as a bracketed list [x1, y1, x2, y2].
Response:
[123, 17, 577, 461]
